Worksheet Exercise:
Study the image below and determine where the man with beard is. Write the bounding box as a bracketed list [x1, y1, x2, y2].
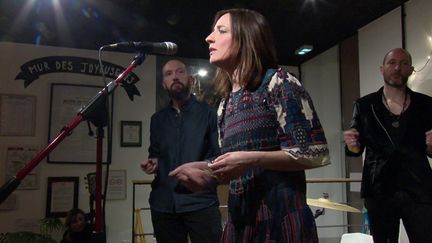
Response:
[140, 59, 222, 243]
[344, 48, 432, 243]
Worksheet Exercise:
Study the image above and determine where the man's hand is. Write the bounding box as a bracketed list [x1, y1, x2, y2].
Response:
[140, 158, 159, 174]
[169, 161, 215, 192]
[344, 128, 361, 153]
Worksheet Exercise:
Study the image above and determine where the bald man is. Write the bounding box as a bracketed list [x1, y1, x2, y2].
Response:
[140, 60, 221, 243]
[344, 48, 432, 243]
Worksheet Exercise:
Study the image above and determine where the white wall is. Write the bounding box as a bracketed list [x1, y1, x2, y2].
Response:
[0, 42, 156, 243]
[358, 7, 402, 96]
[405, 0, 432, 173]
[301, 46, 345, 240]
[405, 0, 432, 95]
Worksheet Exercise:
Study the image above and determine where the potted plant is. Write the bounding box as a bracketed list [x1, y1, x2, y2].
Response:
[0, 217, 64, 243]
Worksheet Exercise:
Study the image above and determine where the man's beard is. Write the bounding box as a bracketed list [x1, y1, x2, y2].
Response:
[168, 82, 190, 100]
[384, 76, 408, 88]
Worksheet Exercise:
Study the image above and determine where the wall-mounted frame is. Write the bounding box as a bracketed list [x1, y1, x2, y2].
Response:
[46, 177, 79, 218]
[48, 83, 113, 164]
[5, 145, 40, 190]
[120, 121, 142, 147]
[85, 170, 127, 200]
[106, 170, 127, 200]
[0, 193, 18, 211]
[0, 94, 36, 136]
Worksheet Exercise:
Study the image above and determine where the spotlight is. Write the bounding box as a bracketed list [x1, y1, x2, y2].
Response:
[295, 45, 313, 55]
[197, 69, 208, 77]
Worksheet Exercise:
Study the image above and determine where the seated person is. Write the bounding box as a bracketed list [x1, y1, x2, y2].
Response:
[61, 208, 93, 243]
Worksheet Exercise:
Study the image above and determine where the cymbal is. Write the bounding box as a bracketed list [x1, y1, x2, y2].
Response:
[307, 198, 361, 213]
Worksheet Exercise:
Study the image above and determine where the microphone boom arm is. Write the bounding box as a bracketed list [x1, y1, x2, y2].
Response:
[0, 53, 146, 204]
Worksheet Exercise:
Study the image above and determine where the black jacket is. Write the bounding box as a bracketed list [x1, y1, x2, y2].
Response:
[347, 87, 432, 203]
[148, 96, 220, 213]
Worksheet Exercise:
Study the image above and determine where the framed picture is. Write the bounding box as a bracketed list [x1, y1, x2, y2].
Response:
[46, 177, 79, 217]
[106, 170, 127, 200]
[0, 94, 36, 136]
[47, 83, 113, 164]
[85, 170, 127, 200]
[0, 193, 18, 211]
[120, 121, 142, 147]
[5, 145, 40, 190]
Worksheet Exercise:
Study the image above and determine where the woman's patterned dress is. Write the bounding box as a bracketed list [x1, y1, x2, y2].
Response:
[218, 68, 330, 243]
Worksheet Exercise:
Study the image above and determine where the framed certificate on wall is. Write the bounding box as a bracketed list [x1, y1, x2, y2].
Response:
[120, 121, 142, 147]
[47, 83, 113, 164]
[46, 177, 79, 217]
[0, 94, 36, 136]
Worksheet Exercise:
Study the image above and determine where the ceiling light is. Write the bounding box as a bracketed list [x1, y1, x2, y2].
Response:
[197, 69, 208, 77]
[295, 45, 313, 55]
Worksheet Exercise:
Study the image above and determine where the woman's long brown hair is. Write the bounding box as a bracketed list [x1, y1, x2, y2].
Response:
[211, 8, 278, 98]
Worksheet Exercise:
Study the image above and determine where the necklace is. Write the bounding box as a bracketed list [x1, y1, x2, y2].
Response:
[382, 91, 407, 128]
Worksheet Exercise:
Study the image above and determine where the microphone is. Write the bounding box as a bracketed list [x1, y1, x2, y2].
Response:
[106, 41, 177, 55]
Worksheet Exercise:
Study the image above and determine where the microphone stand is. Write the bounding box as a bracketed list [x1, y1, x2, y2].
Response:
[0, 53, 146, 243]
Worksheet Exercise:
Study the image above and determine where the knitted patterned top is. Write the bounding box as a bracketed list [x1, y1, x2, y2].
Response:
[217, 68, 330, 226]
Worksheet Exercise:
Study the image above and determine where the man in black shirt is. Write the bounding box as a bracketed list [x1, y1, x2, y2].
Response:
[140, 59, 221, 243]
[344, 48, 432, 243]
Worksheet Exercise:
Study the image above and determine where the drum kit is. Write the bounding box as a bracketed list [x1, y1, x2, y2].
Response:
[306, 189, 361, 219]
[307, 197, 361, 216]
[306, 178, 362, 217]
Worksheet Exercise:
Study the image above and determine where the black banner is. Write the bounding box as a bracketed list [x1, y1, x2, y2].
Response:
[15, 56, 141, 99]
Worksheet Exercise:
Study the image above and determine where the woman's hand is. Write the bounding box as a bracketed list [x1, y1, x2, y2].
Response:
[209, 151, 252, 181]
